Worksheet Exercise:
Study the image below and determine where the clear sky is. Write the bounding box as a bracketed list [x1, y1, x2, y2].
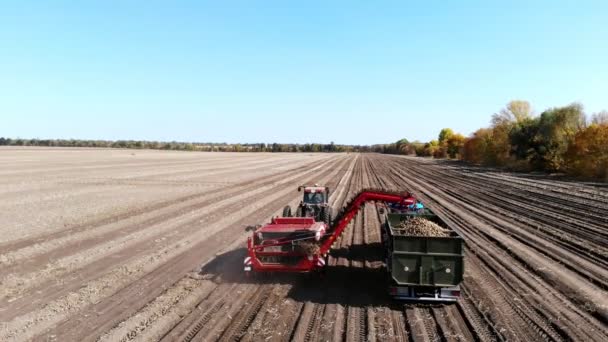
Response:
[1, 1, 607, 145]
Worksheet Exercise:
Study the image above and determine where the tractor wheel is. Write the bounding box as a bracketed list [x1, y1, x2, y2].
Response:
[323, 207, 332, 227]
[282, 205, 292, 217]
[295, 206, 303, 217]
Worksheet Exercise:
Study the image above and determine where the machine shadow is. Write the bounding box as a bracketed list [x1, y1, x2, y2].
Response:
[198, 246, 399, 308]
[329, 242, 385, 263]
[285, 265, 394, 308]
[197, 247, 302, 285]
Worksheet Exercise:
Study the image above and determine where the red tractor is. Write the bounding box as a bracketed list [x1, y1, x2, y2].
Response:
[244, 189, 417, 274]
[282, 185, 332, 226]
[244, 189, 465, 302]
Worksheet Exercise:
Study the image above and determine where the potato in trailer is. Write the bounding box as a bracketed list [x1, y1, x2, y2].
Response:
[383, 211, 464, 302]
[244, 188, 464, 302]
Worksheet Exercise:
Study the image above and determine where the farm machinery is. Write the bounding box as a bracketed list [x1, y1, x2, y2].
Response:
[244, 188, 464, 302]
[281, 185, 332, 225]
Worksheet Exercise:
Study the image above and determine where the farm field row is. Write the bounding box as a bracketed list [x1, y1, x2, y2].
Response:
[0, 148, 606, 341]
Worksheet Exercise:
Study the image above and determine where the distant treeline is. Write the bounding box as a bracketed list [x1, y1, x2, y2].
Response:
[375, 101, 608, 181]
[0, 137, 371, 153]
[3, 100, 606, 181]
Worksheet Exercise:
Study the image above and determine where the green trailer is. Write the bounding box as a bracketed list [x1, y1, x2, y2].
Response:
[384, 210, 464, 302]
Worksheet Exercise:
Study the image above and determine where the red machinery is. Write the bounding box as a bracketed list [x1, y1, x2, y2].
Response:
[244, 189, 416, 274]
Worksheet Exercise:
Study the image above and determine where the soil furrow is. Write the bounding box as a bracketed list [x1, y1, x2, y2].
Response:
[3, 150, 605, 341]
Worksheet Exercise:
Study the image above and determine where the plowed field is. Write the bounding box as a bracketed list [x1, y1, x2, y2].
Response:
[1, 148, 606, 341]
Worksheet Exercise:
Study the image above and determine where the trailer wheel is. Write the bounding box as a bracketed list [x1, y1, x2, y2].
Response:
[322, 207, 332, 226]
[282, 205, 292, 217]
[295, 206, 303, 217]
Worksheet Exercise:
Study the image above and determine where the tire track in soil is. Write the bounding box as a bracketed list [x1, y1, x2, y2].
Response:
[0, 155, 334, 274]
[13, 152, 606, 341]
[384, 159, 567, 341]
[73, 160, 346, 342]
[401, 161, 608, 283]
[239, 284, 299, 342]
[4, 156, 351, 341]
[360, 155, 415, 342]
[228, 155, 363, 342]
[383, 155, 608, 341]
[407, 159, 608, 254]
[235, 158, 359, 341]
[365, 155, 491, 342]
[404, 307, 439, 342]
[207, 285, 273, 341]
[0, 157, 344, 320]
[92, 155, 357, 342]
[404, 176, 608, 334]
[293, 154, 395, 342]
[192, 156, 356, 342]
[293, 155, 364, 342]
[157, 283, 241, 342]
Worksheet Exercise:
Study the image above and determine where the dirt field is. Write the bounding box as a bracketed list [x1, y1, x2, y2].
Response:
[1, 148, 606, 341]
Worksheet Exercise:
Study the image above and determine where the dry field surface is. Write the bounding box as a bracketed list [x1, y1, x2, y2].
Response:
[0, 147, 606, 341]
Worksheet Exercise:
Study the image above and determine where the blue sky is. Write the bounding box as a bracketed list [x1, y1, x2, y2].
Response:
[1, 1, 607, 145]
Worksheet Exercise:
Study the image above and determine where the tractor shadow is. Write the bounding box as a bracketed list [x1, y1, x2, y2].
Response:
[197, 244, 399, 308]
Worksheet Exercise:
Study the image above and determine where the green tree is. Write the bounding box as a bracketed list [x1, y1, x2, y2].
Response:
[446, 133, 466, 159]
[536, 103, 586, 171]
[486, 100, 533, 166]
[438, 128, 454, 144]
[509, 117, 542, 167]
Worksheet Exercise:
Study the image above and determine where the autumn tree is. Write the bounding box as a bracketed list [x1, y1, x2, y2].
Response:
[536, 103, 586, 171]
[487, 100, 533, 165]
[462, 129, 496, 165]
[565, 124, 608, 180]
[395, 138, 416, 155]
[491, 100, 532, 127]
[438, 128, 454, 144]
[446, 133, 466, 158]
[421, 140, 440, 157]
[434, 128, 465, 159]
[509, 117, 542, 168]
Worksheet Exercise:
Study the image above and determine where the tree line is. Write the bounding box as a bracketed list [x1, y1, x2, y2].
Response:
[3, 100, 606, 180]
[376, 101, 608, 181]
[0, 137, 371, 153]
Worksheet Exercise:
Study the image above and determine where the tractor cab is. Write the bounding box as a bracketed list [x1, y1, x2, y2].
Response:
[281, 185, 332, 226]
[297, 186, 331, 224]
[301, 186, 328, 205]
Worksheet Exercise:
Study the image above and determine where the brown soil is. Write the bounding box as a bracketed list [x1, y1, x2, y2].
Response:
[0, 148, 606, 341]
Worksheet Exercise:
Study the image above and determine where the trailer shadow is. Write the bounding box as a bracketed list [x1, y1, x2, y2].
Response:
[285, 265, 394, 308]
[197, 246, 404, 308]
[329, 242, 384, 263]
